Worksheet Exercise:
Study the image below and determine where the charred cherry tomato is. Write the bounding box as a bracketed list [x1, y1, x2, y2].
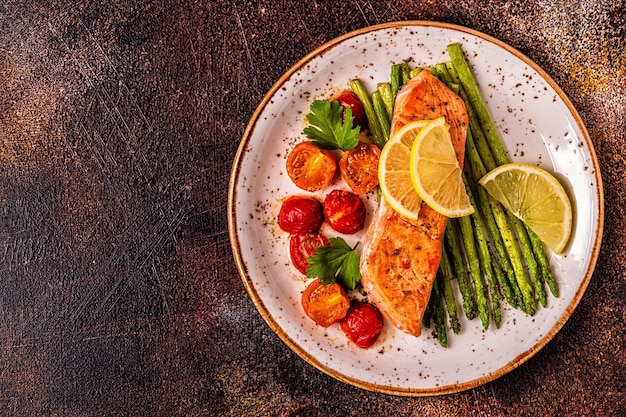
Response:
[289, 232, 329, 275]
[286, 141, 337, 192]
[336, 90, 367, 129]
[339, 141, 381, 195]
[340, 302, 383, 348]
[301, 279, 350, 328]
[278, 196, 323, 234]
[323, 189, 366, 234]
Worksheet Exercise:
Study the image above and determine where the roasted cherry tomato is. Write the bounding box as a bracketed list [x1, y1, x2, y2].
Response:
[339, 141, 381, 195]
[337, 90, 367, 129]
[278, 196, 323, 234]
[340, 302, 383, 348]
[323, 189, 366, 234]
[286, 141, 337, 192]
[289, 232, 329, 275]
[301, 279, 350, 328]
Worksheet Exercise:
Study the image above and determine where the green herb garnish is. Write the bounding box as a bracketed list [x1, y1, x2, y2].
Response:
[303, 99, 360, 151]
[306, 237, 361, 290]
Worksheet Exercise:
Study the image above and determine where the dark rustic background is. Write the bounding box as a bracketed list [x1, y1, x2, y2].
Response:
[1, 1, 624, 416]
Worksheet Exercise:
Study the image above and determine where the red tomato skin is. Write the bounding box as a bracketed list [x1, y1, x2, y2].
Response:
[340, 302, 383, 348]
[323, 189, 366, 234]
[278, 196, 323, 234]
[337, 90, 367, 129]
[289, 232, 329, 275]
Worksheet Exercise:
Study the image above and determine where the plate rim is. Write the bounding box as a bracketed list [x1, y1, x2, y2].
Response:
[227, 20, 605, 396]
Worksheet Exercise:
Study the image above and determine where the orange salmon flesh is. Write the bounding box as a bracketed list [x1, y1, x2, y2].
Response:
[359, 70, 469, 336]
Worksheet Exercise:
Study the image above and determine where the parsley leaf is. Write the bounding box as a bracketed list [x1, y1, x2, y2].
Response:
[303, 99, 360, 151]
[305, 237, 361, 290]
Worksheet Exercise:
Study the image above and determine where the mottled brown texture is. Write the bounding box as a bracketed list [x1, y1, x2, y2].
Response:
[0, 1, 623, 416]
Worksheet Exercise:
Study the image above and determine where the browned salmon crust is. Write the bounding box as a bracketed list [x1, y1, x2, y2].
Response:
[360, 70, 469, 336]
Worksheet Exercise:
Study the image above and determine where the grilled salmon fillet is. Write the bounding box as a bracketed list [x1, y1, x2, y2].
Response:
[360, 69, 469, 336]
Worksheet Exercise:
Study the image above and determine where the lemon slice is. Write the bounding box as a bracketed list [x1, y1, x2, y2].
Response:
[479, 163, 572, 253]
[378, 120, 429, 220]
[409, 117, 474, 218]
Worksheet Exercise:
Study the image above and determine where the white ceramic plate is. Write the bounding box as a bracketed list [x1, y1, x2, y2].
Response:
[228, 21, 603, 396]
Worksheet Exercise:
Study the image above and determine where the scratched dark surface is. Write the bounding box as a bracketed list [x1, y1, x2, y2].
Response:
[0, 1, 624, 416]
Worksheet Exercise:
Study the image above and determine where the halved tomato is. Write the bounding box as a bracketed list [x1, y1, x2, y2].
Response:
[301, 279, 350, 328]
[289, 232, 329, 275]
[339, 141, 381, 195]
[323, 189, 366, 234]
[286, 141, 336, 191]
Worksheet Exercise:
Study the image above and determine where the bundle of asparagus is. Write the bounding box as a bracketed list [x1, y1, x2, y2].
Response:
[349, 43, 559, 347]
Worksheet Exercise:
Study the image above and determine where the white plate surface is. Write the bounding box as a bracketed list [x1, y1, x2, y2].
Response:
[228, 21, 603, 396]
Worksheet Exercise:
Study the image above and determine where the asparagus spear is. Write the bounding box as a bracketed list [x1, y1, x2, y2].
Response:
[528, 228, 559, 297]
[447, 43, 509, 166]
[458, 210, 490, 329]
[510, 213, 547, 307]
[489, 246, 509, 298]
[431, 275, 449, 348]
[349, 79, 386, 148]
[444, 221, 477, 320]
[482, 241, 503, 329]
[409, 67, 422, 79]
[439, 248, 462, 334]
[463, 172, 502, 328]
[390, 63, 403, 105]
[371, 91, 390, 144]
[435, 63, 453, 85]
[400, 62, 411, 84]
[376, 82, 393, 120]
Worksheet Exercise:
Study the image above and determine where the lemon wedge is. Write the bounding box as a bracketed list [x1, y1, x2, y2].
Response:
[409, 117, 474, 218]
[479, 163, 572, 253]
[378, 120, 429, 220]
